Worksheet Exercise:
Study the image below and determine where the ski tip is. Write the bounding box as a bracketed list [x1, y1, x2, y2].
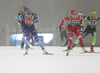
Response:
[43, 53, 54, 55]
[62, 50, 66, 52]
[80, 51, 99, 54]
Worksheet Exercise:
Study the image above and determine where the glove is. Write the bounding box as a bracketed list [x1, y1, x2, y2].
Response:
[34, 12, 37, 15]
[34, 20, 37, 23]
[58, 26, 61, 31]
[83, 16, 86, 19]
[34, 16, 39, 23]
[80, 26, 83, 33]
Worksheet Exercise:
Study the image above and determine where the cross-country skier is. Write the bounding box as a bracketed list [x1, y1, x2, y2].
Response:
[63, 11, 85, 47]
[71, 10, 100, 52]
[58, 10, 87, 56]
[15, 10, 52, 55]
[15, 5, 39, 49]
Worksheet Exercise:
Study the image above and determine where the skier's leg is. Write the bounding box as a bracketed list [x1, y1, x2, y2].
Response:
[74, 28, 87, 52]
[72, 28, 89, 49]
[32, 30, 47, 53]
[91, 32, 97, 51]
[21, 35, 25, 49]
[24, 30, 30, 54]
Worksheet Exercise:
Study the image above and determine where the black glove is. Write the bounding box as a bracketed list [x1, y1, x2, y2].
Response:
[58, 26, 61, 31]
[80, 26, 83, 33]
[83, 16, 86, 19]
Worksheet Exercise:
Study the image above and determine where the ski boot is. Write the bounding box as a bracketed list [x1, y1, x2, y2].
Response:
[42, 47, 54, 55]
[66, 47, 70, 56]
[42, 47, 48, 54]
[90, 45, 94, 52]
[64, 41, 68, 46]
[63, 46, 72, 52]
[24, 46, 29, 55]
[81, 46, 87, 52]
[24, 52, 28, 55]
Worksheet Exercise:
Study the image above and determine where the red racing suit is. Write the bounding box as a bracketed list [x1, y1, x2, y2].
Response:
[60, 15, 84, 49]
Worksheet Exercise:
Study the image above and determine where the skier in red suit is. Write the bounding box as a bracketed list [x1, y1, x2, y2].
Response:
[58, 10, 87, 56]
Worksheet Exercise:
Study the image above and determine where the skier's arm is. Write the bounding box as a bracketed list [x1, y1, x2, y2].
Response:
[61, 24, 67, 29]
[79, 15, 84, 33]
[58, 16, 68, 31]
[84, 16, 89, 20]
[15, 11, 24, 26]
[32, 12, 39, 23]
[34, 16, 39, 23]
[80, 16, 86, 32]
[80, 16, 88, 32]
[82, 16, 87, 26]
[33, 13, 39, 29]
[60, 16, 68, 27]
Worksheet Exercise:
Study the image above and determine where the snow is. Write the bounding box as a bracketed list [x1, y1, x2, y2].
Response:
[0, 46, 100, 73]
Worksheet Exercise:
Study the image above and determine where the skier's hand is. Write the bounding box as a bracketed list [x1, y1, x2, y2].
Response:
[61, 25, 66, 29]
[83, 16, 86, 19]
[80, 29, 82, 33]
[58, 27, 61, 31]
[80, 26, 83, 33]
[34, 20, 37, 23]
[34, 12, 37, 15]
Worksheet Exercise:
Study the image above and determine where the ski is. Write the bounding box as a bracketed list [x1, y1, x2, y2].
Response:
[62, 49, 67, 52]
[87, 51, 99, 54]
[43, 52, 54, 55]
[62, 49, 73, 52]
[80, 51, 99, 54]
[23, 52, 28, 55]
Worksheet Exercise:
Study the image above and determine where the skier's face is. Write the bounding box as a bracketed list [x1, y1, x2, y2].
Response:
[25, 11, 27, 15]
[71, 14, 76, 19]
[27, 14, 32, 19]
[92, 13, 97, 18]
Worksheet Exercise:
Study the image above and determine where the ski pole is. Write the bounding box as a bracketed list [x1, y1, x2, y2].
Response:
[13, 23, 19, 49]
[58, 7, 71, 31]
[66, 7, 71, 16]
